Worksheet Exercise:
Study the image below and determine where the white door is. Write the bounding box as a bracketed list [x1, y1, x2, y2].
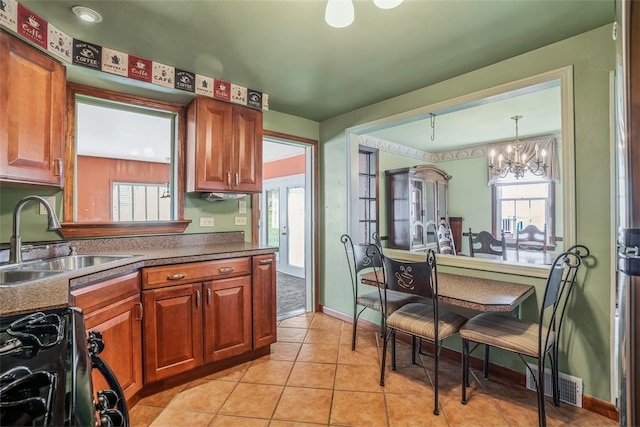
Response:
[263, 175, 305, 278]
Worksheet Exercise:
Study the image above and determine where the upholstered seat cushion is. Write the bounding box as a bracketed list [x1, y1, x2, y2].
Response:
[459, 313, 555, 357]
[356, 290, 423, 313]
[386, 302, 467, 341]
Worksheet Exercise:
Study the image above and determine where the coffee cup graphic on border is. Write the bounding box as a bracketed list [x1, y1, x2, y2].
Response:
[0, 1, 7, 12]
[135, 61, 146, 69]
[80, 48, 94, 58]
[27, 15, 39, 28]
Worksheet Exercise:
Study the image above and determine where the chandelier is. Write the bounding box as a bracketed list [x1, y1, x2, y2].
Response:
[488, 115, 548, 179]
[325, 0, 403, 28]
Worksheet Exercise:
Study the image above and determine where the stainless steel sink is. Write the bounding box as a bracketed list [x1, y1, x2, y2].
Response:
[0, 269, 61, 285]
[17, 255, 134, 271]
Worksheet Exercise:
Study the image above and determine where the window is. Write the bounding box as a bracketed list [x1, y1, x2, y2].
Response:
[493, 176, 556, 248]
[112, 182, 171, 221]
[358, 147, 378, 244]
[75, 97, 176, 222]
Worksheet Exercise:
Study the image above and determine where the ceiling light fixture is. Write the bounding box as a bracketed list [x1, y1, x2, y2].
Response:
[373, 0, 404, 9]
[488, 115, 548, 179]
[325, 0, 354, 28]
[325, 0, 402, 28]
[72, 6, 103, 23]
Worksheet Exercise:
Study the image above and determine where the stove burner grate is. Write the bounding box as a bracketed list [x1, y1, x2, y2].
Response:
[0, 312, 64, 357]
[0, 366, 56, 426]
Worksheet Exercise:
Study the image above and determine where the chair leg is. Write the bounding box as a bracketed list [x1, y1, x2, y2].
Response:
[411, 336, 417, 365]
[551, 344, 560, 406]
[483, 345, 490, 379]
[351, 314, 357, 351]
[433, 339, 440, 416]
[461, 339, 468, 404]
[538, 358, 547, 427]
[380, 328, 391, 386]
[391, 329, 397, 371]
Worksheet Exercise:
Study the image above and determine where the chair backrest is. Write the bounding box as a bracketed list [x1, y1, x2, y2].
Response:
[468, 228, 506, 260]
[369, 247, 438, 322]
[341, 234, 384, 299]
[538, 244, 590, 355]
[516, 224, 547, 252]
[369, 246, 437, 299]
[436, 220, 456, 255]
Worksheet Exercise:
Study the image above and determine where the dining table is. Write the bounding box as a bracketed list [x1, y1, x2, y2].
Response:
[360, 270, 535, 313]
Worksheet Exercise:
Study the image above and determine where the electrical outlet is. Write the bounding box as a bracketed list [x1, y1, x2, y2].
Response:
[200, 217, 214, 227]
[238, 200, 247, 214]
[234, 216, 247, 226]
[40, 196, 56, 215]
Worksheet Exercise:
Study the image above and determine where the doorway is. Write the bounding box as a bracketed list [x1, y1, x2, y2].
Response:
[261, 139, 314, 320]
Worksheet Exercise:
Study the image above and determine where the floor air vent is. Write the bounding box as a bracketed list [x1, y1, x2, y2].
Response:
[525, 363, 583, 408]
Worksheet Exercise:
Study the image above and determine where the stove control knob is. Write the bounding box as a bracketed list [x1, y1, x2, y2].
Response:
[87, 331, 105, 356]
[95, 389, 119, 411]
[99, 408, 124, 427]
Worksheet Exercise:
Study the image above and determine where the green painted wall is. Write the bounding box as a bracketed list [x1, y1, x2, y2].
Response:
[320, 24, 615, 401]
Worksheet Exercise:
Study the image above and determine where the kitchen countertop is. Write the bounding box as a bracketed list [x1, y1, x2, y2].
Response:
[0, 232, 277, 317]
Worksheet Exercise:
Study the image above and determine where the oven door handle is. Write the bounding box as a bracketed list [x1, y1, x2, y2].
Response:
[91, 353, 130, 426]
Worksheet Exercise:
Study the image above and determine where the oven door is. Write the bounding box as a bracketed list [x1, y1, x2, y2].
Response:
[71, 308, 129, 427]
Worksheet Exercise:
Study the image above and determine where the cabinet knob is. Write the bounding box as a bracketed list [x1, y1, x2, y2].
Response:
[227, 172, 231, 186]
[167, 273, 186, 280]
[259, 259, 273, 265]
[207, 288, 212, 306]
[195, 290, 201, 308]
[218, 267, 234, 274]
[235, 173, 239, 186]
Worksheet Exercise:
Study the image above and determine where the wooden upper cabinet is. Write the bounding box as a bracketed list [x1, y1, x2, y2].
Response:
[186, 97, 262, 193]
[0, 31, 65, 186]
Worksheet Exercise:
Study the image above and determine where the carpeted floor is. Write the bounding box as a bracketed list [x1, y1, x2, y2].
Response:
[277, 271, 305, 319]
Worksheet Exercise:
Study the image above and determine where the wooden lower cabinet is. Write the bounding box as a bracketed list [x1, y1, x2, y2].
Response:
[142, 283, 203, 383]
[70, 272, 143, 403]
[141, 256, 269, 383]
[252, 254, 277, 348]
[203, 276, 251, 363]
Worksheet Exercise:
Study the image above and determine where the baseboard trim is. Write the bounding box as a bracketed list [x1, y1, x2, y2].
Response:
[318, 305, 619, 422]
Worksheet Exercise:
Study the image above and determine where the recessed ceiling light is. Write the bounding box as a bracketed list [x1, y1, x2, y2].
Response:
[72, 6, 102, 23]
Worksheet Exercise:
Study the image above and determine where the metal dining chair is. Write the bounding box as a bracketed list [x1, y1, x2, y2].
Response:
[459, 244, 590, 426]
[340, 234, 422, 350]
[371, 246, 467, 415]
[468, 228, 506, 260]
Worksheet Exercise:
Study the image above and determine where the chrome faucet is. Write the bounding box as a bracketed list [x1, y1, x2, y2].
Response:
[9, 195, 62, 264]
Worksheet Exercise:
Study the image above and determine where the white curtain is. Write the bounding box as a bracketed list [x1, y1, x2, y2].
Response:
[486, 137, 558, 184]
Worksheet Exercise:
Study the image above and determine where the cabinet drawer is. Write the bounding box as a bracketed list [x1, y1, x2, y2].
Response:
[142, 258, 251, 290]
[71, 272, 140, 313]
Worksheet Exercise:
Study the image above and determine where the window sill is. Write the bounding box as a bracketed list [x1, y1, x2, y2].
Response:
[58, 220, 192, 239]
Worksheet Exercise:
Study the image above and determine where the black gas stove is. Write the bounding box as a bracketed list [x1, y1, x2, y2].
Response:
[0, 307, 127, 426]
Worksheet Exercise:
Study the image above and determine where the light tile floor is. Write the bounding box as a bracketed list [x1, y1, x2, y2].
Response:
[130, 312, 617, 427]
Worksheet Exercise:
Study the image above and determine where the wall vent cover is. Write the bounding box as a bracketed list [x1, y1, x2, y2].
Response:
[525, 363, 583, 408]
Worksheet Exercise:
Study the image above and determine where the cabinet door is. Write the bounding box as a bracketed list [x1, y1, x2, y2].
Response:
[0, 32, 65, 185]
[83, 294, 143, 402]
[203, 276, 251, 363]
[232, 106, 263, 192]
[252, 254, 277, 348]
[143, 283, 203, 383]
[191, 98, 233, 191]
